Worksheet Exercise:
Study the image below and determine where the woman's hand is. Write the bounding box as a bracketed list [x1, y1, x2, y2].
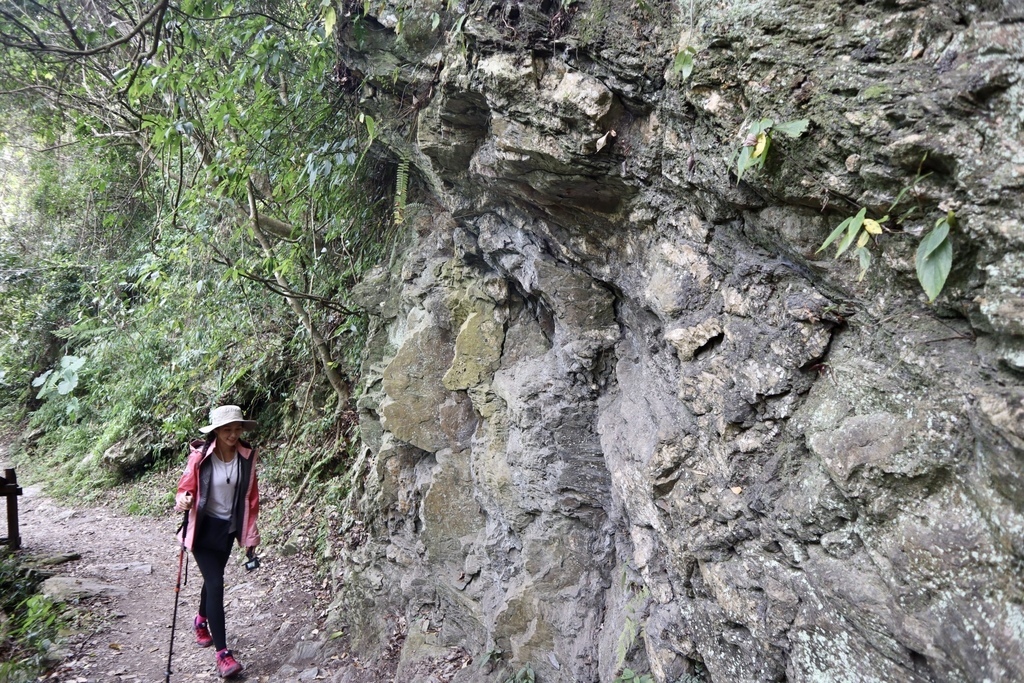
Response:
[175, 491, 194, 511]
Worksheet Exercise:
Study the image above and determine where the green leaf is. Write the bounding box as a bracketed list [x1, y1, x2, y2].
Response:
[855, 246, 871, 282]
[835, 207, 867, 257]
[772, 118, 809, 138]
[672, 47, 696, 80]
[61, 355, 86, 372]
[735, 145, 753, 182]
[324, 7, 337, 36]
[916, 224, 953, 302]
[431, 12, 441, 30]
[56, 376, 78, 395]
[918, 218, 950, 260]
[818, 215, 855, 253]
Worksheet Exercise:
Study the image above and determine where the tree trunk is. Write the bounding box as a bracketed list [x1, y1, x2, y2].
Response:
[246, 181, 350, 407]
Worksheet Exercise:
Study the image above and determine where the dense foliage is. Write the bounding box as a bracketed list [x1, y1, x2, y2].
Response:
[0, 1, 389, 495]
[0, 553, 65, 681]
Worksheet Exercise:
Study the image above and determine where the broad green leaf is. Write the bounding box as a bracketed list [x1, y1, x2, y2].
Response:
[32, 370, 53, 388]
[835, 207, 867, 257]
[857, 229, 870, 248]
[324, 7, 337, 36]
[431, 12, 441, 30]
[672, 48, 695, 80]
[56, 377, 78, 395]
[772, 118, 809, 138]
[916, 226, 953, 302]
[918, 219, 950, 260]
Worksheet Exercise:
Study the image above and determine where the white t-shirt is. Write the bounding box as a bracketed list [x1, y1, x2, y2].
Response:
[207, 453, 240, 523]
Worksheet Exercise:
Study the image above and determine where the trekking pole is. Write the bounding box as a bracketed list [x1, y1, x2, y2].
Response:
[165, 510, 189, 683]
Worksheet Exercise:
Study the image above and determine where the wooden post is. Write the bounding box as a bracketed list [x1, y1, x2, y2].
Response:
[3, 468, 20, 550]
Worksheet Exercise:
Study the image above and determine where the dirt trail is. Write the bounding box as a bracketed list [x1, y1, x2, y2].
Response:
[14, 480, 349, 682]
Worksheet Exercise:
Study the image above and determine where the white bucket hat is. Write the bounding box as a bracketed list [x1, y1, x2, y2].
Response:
[199, 405, 258, 434]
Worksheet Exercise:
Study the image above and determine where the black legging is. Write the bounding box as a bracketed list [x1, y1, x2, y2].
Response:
[192, 516, 235, 651]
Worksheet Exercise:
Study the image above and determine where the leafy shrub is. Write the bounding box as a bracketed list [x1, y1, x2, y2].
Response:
[615, 669, 654, 683]
[733, 118, 809, 182]
[817, 206, 956, 303]
[0, 555, 65, 680]
[504, 664, 535, 683]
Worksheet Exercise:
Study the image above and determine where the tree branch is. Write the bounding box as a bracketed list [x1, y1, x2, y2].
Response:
[209, 251, 356, 317]
[0, 0, 170, 58]
[246, 179, 351, 407]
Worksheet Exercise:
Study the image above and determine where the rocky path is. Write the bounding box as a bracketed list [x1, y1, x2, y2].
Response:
[15, 482, 349, 682]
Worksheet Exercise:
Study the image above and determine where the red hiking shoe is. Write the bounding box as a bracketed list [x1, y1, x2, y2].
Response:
[194, 615, 213, 648]
[216, 649, 243, 678]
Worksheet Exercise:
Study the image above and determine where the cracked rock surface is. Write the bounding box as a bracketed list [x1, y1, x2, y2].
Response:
[333, 1, 1024, 681]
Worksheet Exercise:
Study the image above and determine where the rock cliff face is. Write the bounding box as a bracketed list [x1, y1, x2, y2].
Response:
[327, 1, 1024, 681]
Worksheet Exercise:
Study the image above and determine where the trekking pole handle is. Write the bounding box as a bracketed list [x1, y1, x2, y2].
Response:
[176, 509, 189, 540]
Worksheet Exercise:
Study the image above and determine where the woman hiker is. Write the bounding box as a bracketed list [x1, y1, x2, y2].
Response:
[175, 405, 260, 678]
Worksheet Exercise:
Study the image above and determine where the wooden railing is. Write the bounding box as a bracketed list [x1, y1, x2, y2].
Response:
[1, 468, 23, 550]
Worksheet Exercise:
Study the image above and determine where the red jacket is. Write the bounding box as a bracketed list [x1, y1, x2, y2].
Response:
[175, 438, 260, 551]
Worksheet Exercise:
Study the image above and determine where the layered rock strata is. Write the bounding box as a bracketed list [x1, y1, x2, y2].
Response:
[328, 1, 1024, 681]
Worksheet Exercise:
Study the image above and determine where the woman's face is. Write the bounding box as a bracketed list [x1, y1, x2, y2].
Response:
[216, 422, 244, 448]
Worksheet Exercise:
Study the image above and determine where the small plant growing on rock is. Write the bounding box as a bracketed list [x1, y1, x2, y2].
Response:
[816, 206, 885, 282]
[615, 668, 655, 683]
[733, 117, 809, 182]
[915, 211, 955, 302]
[816, 154, 955, 302]
[503, 664, 535, 683]
[672, 45, 698, 81]
[817, 206, 956, 303]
